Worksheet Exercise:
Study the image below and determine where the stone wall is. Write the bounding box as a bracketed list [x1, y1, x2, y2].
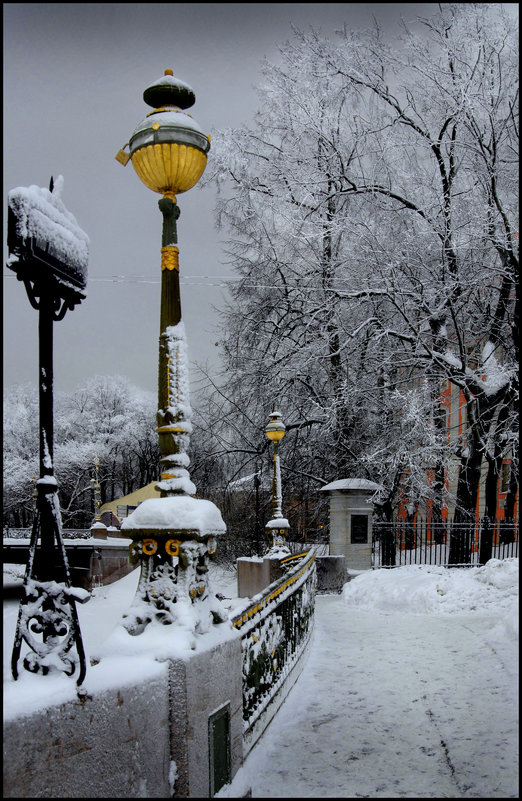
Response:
[3, 666, 173, 798]
[170, 637, 244, 797]
[315, 555, 346, 593]
[3, 637, 244, 799]
[237, 555, 283, 597]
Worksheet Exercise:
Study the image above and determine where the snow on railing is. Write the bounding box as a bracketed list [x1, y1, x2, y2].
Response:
[231, 548, 317, 737]
[3, 528, 92, 541]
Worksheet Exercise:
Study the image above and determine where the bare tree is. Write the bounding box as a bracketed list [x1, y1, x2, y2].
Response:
[200, 4, 518, 534]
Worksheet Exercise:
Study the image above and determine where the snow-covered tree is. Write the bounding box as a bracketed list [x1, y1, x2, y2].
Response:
[3, 383, 39, 527]
[201, 3, 518, 528]
[3, 376, 160, 528]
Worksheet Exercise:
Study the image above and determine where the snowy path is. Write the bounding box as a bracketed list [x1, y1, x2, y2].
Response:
[239, 595, 518, 798]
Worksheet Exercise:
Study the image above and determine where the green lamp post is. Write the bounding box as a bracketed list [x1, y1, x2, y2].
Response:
[115, 69, 227, 642]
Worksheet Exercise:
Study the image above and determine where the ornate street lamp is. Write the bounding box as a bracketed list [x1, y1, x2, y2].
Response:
[115, 69, 227, 641]
[90, 457, 102, 522]
[32, 474, 37, 516]
[7, 176, 89, 685]
[264, 410, 290, 551]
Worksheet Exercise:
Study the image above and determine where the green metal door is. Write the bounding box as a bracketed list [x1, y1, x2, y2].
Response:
[209, 703, 231, 796]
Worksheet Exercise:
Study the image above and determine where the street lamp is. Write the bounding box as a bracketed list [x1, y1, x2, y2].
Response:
[116, 67, 210, 492]
[265, 410, 290, 552]
[32, 474, 37, 516]
[90, 457, 101, 522]
[7, 176, 89, 685]
[115, 69, 227, 641]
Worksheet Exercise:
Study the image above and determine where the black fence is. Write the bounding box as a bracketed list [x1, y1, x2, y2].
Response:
[372, 518, 518, 568]
[4, 527, 91, 540]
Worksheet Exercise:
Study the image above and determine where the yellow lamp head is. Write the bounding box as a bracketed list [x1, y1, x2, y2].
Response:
[265, 410, 286, 443]
[123, 69, 211, 198]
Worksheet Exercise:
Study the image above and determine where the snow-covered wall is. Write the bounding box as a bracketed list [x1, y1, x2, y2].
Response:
[4, 663, 172, 797]
[4, 640, 244, 799]
[4, 554, 317, 797]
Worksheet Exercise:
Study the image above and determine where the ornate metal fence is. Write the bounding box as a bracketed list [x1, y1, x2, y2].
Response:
[4, 528, 91, 540]
[231, 548, 317, 740]
[373, 518, 518, 568]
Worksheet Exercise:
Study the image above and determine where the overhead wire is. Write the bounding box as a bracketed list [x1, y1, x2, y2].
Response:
[3, 272, 371, 291]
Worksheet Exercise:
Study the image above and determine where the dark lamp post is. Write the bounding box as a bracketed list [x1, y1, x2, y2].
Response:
[90, 457, 102, 522]
[7, 177, 89, 686]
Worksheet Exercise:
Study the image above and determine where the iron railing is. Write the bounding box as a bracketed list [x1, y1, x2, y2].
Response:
[4, 528, 92, 541]
[211, 535, 328, 565]
[372, 518, 518, 568]
[231, 547, 317, 736]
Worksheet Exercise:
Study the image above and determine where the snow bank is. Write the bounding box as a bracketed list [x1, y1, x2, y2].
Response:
[343, 559, 518, 619]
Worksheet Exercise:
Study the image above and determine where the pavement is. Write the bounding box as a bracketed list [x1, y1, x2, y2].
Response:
[240, 594, 518, 798]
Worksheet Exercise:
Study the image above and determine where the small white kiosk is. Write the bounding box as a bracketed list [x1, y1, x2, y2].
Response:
[320, 478, 383, 571]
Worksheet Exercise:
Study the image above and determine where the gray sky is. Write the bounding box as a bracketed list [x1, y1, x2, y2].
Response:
[4, 3, 445, 395]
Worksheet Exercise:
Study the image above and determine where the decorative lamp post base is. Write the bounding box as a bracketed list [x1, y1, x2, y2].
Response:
[265, 518, 291, 557]
[120, 497, 229, 645]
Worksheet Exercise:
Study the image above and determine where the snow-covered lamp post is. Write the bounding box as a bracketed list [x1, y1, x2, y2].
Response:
[7, 176, 90, 686]
[115, 69, 227, 642]
[32, 474, 37, 516]
[90, 457, 107, 539]
[265, 410, 290, 553]
[90, 457, 101, 521]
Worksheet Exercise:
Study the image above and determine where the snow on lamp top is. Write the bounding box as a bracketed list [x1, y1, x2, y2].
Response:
[120, 495, 226, 537]
[142, 68, 196, 110]
[7, 175, 89, 289]
[125, 69, 210, 197]
[7, 176, 89, 291]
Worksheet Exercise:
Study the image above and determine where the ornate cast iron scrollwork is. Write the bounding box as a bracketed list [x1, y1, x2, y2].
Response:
[12, 578, 87, 679]
[11, 486, 89, 685]
[235, 550, 317, 729]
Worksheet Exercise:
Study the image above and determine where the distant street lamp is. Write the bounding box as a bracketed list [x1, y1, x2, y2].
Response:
[7, 176, 89, 685]
[115, 69, 227, 640]
[32, 474, 37, 517]
[90, 457, 102, 522]
[264, 410, 290, 551]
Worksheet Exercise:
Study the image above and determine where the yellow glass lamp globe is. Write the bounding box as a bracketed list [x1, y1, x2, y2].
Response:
[127, 69, 210, 198]
[265, 410, 286, 443]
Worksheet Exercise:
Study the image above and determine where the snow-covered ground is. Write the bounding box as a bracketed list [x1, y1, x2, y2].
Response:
[3, 559, 518, 798]
[222, 560, 519, 798]
[3, 561, 243, 720]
